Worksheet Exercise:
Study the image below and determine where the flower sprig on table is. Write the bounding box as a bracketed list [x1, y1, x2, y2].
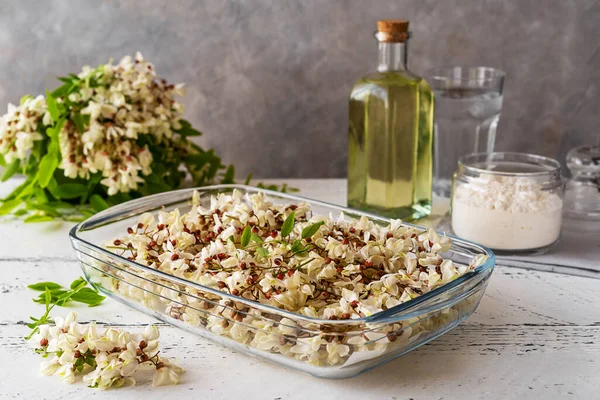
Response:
[0, 52, 286, 222]
[26, 278, 106, 341]
[26, 279, 183, 389]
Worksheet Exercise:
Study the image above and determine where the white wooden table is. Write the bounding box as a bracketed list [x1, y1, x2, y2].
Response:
[0, 179, 598, 400]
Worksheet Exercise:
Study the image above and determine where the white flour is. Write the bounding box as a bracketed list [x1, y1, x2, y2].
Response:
[451, 175, 563, 250]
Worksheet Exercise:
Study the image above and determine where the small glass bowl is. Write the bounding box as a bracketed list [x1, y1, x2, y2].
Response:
[451, 152, 564, 255]
[563, 145, 600, 224]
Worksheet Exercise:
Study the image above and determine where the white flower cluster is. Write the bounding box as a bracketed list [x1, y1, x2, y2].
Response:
[100, 190, 487, 367]
[62, 52, 185, 195]
[29, 312, 183, 389]
[0, 52, 187, 195]
[0, 95, 51, 163]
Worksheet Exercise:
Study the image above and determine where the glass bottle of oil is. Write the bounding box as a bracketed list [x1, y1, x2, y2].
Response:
[348, 20, 434, 220]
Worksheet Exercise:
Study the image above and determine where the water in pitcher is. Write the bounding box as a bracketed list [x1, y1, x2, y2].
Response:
[433, 87, 503, 196]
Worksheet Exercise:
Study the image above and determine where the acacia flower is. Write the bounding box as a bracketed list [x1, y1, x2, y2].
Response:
[29, 312, 182, 390]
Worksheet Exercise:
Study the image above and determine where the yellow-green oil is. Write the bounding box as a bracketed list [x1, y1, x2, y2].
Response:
[348, 71, 434, 220]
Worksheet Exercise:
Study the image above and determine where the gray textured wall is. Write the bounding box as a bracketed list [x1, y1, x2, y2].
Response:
[1, 0, 598, 178]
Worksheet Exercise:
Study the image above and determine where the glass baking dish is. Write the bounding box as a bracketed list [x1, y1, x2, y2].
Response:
[69, 185, 495, 379]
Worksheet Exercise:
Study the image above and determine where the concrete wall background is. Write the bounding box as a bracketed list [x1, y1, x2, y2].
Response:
[1, 0, 598, 177]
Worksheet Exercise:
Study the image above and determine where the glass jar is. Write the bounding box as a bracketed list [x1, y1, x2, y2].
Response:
[451, 152, 564, 255]
[563, 145, 600, 222]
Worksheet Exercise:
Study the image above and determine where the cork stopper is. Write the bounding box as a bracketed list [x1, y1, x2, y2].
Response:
[376, 20, 410, 42]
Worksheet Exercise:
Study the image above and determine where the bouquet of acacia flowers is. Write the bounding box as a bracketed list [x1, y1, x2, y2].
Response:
[0, 52, 239, 222]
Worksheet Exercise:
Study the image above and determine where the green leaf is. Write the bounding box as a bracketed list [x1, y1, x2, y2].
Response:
[90, 194, 109, 212]
[301, 221, 325, 239]
[70, 287, 105, 306]
[1, 176, 34, 202]
[244, 173, 252, 185]
[28, 282, 63, 291]
[85, 355, 96, 368]
[251, 233, 263, 244]
[34, 290, 68, 304]
[47, 118, 65, 140]
[184, 152, 220, 168]
[72, 113, 89, 133]
[175, 119, 202, 136]
[31, 139, 45, 162]
[0, 199, 21, 215]
[1, 159, 20, 182]
[70, 277, 86, 289]
[240, 225, 251, 247]
[44, 287, 52, 306]
[106, 191, 132, 206]
[291, 240, 303, 254]
[52, 183, 88, 199]
[45, 90, 60, 122]
[143, 181, 172, 195]
[26, 202, 61, 217]
[221, 165, 235, 184]
[75, 357, 85, 372]
[79, 208, 96, 219]
[24, 214, 55, 223]
[34, 188, 48, 204]
[50, 82, 76, 98]
[257, 247, 269, 257]
[36, 153, 60, 188]
[0, 152, 5, 167]
[281, 211, 295, 238]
